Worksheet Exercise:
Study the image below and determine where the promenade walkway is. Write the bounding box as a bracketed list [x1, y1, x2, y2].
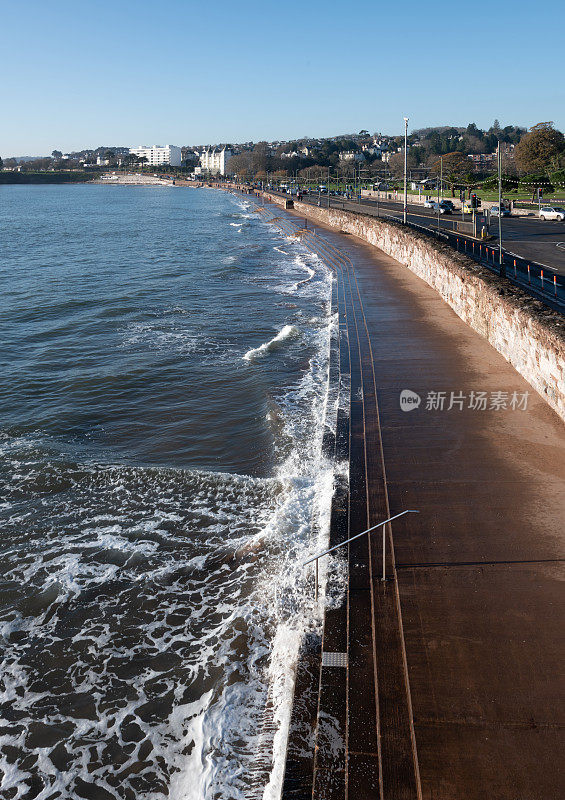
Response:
[270, 202, 565, 800]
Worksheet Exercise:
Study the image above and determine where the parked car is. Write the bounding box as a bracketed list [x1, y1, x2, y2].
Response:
[490, 205, 511, 217]
[539, 206, 565, 221]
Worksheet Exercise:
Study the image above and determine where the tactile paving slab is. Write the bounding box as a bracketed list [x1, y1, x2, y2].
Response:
[322, 651, 348, 668]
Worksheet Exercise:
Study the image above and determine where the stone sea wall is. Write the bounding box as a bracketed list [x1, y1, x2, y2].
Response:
[265, 193, 565, 422]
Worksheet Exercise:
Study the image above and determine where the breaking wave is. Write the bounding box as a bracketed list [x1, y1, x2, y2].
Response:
[243, 325, 299, 362]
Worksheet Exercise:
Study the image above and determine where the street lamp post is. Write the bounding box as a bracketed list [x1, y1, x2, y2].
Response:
[403, 117, 409, 224]
[498, 142, 505, 276]
[437, 155, 443, 234]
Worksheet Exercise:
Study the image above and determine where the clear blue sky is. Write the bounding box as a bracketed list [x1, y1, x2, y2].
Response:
[2, 0, 564, 156]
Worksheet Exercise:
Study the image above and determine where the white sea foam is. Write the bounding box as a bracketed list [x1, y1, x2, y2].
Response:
[123, 320, 201, 354]
[243, 324, 299, 361]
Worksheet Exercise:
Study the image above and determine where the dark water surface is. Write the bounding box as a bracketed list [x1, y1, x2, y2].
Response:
[0, 186, 336, 799]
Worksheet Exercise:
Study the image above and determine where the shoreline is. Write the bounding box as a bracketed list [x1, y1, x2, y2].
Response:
[92, 172, 206, 187]
[233, 193, 341, 800]
[93, 172, 176, 186]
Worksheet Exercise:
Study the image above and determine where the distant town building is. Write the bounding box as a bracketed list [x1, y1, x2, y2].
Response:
[199, 147, 232, 175]
[468, 143, 515, 171]
[129, 145, 182, 167]
[467, 153, 497, 170]
[339, 151, 365, 162]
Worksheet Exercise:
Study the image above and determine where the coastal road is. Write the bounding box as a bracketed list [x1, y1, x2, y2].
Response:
[491, 216, 565, 273]
[299, 193, 565, 276]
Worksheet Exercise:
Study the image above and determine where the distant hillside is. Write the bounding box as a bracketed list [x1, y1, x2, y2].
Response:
[7, 156, 47, 163]
[0, 172, 97, 184]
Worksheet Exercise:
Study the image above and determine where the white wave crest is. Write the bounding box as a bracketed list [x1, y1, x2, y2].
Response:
[243, 325, 299, 362]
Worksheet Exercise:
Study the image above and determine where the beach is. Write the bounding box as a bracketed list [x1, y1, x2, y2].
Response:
[94, 172, 175, 185]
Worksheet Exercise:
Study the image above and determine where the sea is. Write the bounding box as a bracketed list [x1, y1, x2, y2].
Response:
[0, 185, 340, 800]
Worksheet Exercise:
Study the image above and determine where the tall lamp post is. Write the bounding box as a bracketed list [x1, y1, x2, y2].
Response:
[403, 117, 409, 224]
[497, 142, 505, 276]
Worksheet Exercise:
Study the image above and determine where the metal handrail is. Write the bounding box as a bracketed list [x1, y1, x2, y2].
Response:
[305, 509, 419, 598]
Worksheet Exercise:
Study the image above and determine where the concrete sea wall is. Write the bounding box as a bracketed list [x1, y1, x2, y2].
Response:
[265, 193, 565, 422]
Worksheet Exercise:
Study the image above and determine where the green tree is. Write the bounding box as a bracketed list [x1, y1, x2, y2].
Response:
[466, 122, 483, 140]
[518, 174, 554, 197]
[480, 174, 518, 193]
[0, 156, 3, 171]
[550, 169, 565, 189]
[514, 122, 565, 174]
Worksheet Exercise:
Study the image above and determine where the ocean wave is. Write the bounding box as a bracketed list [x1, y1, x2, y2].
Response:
[0, 189, 339, 800]
[243, 325, 299, 361]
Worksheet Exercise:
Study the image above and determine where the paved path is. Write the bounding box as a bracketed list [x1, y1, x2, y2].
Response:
[268, 199, 565, 800]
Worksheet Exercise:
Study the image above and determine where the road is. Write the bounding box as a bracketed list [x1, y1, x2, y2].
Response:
[302, 194, 565, 276]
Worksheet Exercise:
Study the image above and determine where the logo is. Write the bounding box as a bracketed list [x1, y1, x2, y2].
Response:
[400, 389, 421, 412]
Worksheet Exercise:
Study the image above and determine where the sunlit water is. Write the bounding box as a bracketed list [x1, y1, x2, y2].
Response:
[0, 185, 338, 799]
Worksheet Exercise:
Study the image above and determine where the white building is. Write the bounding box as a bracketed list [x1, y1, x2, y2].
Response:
[129, 145, 182, 167]
[199, 147, 232, 175]
[339, 151, 365, 162]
